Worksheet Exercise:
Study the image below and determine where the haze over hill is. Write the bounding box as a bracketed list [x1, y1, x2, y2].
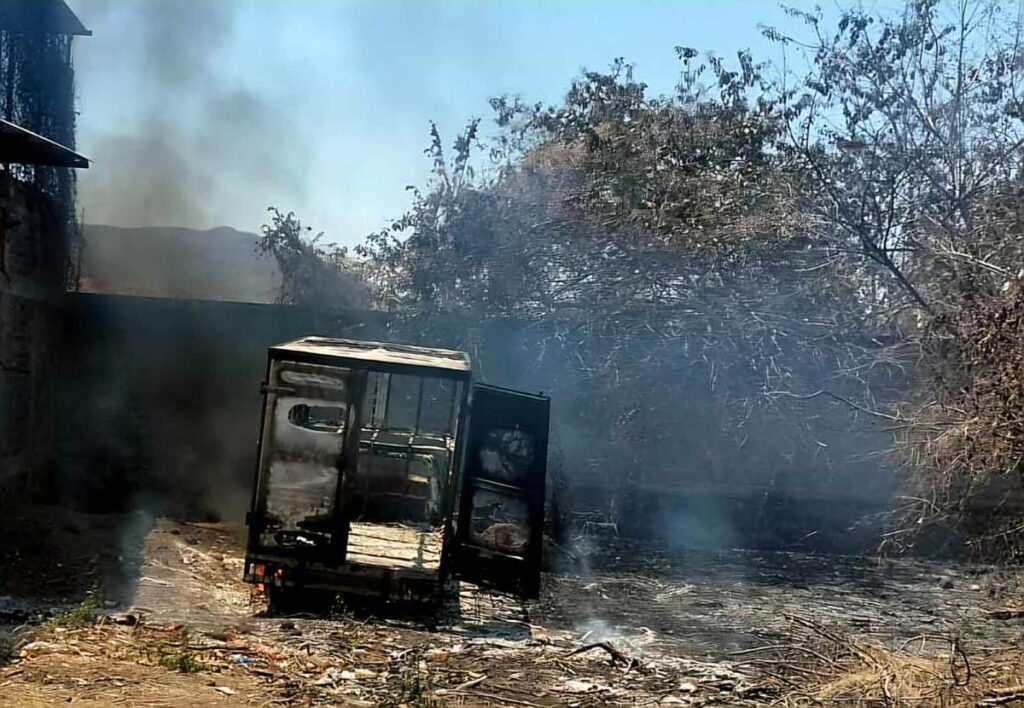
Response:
[77, 224, 284, 303]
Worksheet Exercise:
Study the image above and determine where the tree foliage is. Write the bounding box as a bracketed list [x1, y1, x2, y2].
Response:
[356, 0, 1024, 554]
[768, 0, 1024, 556]
[358, 52, 900, 546]
[259, 207, 366, 309]
[774, 0, 1024, 317]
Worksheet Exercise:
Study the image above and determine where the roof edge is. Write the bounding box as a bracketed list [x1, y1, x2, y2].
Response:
[0, 117, 89, 168]
[0, 0, 90, 36]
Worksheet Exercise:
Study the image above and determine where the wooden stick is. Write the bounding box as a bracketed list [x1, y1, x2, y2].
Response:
[566, 640, 631, 665]
[978, 692, 1024, 706]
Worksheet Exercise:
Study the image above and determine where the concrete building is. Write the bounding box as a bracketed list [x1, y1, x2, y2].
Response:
[0, 0, 89, 496]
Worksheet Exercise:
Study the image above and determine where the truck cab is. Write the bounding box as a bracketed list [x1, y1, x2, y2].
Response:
[243, 337, 549, 606]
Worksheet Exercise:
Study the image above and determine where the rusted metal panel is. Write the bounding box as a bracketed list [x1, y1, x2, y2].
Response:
[452, 384, 549, 598]
[270, 337, 470, 376]
[252, 360, 356, 561]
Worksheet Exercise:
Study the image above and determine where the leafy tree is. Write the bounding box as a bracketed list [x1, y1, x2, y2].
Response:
[767, 0, 1024, 556]
[359, 55, 899, 546]
[259, 207, 366, 309]
[357, 0, 1024, 554]
[771, 0, 1024, 314]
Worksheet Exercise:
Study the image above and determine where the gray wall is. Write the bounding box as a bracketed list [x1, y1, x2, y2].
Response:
[55, 293, 387, 519]
[0, 174, 70, 499]
[53, 296, 897, 550]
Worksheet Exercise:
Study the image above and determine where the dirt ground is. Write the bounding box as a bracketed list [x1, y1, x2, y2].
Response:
[2, 507, 1024, 706]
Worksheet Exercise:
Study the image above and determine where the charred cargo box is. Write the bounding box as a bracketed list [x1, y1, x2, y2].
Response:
[244, 337, 549, 606]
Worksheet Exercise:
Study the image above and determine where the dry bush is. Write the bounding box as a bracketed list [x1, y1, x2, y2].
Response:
[887, 286, 1024, 560]
[797, 645, 1024, 707]
[771, 623, 1024, 707]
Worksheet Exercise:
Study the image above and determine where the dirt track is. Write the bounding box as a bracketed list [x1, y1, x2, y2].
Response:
[2, 509, 1024, 706]
[1, 514, 761, 706]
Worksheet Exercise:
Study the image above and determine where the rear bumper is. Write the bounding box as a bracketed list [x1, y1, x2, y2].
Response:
[244, 554, 444, 603]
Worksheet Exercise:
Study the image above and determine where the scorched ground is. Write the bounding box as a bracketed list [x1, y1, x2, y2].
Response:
[1, 507, 1023, 706]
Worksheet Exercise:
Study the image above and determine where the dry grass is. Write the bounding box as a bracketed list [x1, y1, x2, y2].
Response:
[887, 286, 1024, 563]
[770, 620, 1024, 707]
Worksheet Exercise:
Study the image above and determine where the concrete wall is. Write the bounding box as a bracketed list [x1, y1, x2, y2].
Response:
[0, 174, 70, 498]
[53, 296, 896, 550]
[55, 293, 388, 518]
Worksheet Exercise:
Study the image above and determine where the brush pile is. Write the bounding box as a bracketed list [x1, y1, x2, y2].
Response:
[766, 616, 1024, 707]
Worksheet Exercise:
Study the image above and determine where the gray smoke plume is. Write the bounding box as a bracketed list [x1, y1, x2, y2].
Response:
[72, 0, 309, 228]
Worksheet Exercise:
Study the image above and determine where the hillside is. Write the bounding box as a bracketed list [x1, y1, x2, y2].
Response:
[76, 225, 295, 304]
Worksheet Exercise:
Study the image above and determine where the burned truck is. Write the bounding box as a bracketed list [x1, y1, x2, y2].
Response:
[243, 337, 549, 607]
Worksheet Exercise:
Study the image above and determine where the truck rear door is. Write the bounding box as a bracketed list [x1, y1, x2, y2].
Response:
[452, 384, 549, 597]
[248, 360, 365, 563]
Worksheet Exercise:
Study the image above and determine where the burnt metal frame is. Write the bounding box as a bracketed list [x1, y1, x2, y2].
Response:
[247, 359, 357, 563]
[452, 383, 550, 598]
[331, 367, 367, 560]
[245, 344, 472, 592]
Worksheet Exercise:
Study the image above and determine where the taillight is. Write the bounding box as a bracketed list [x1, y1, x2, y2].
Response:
[253, 563, 266, 577]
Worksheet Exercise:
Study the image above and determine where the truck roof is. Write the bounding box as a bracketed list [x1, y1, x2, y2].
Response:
[270, 336, 471, 377]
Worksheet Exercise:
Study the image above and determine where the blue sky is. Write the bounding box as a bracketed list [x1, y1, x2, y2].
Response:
[68, 1, 882, 247]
